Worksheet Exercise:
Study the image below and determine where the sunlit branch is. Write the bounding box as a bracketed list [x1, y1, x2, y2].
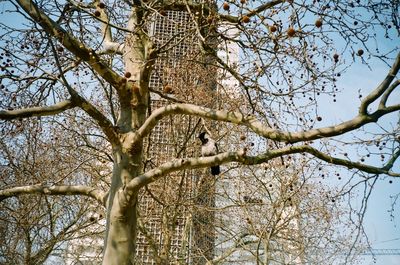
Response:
[383, 148, 400, 171]
[265, 145, 400, 177]
[123, 150, 246, 204]
[48, 34, 120, 146]
[130, 53, 400, 145]
[379, 79, 400, 109]
[0, 184, 107, 206]
[124, 5, 154, 96]
[360, 52, 400, 114]
[121, 144, 399, 213]
[76, 98, 121, 146]
[15, 0, 124, 89]
[130, 96, 399, 147]
[0, 100, 75, 120]
[93, 0, 124, 53]
[133, 145, 399, 196]
[378, 104, 400, 114]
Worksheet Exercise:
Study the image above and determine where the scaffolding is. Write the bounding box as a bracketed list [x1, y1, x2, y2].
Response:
[135, 8, 217, 264]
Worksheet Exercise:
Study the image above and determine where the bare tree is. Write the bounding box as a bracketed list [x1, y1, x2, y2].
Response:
[0, 0, 399, 264]
[0, 107, 109, 264]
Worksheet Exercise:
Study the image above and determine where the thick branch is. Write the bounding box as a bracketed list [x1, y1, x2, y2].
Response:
[379, 79, 400, 109]
[128, 100, 398, 147]
[15, 0, 124, 89]
[126, 150, 246, 192]
[76, 98, 120, 146]
[382, 148, 400, 171]
[128, 55, 400, 145]
[375, 104, 400, 114]
[281, 146, 400, 177]
[121, 144, 399, 210]
[0, 184, 107, 206]
[93, 0, 123, 53]
[0, 100, 75, 120]
[47, 36, 120, 146]
[239, 145, 400, 177]
[360, 52, 400, 114]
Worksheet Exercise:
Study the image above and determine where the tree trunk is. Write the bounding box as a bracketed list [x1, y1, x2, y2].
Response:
[102, 149, 141, 265]
[101, 11, 150, 263]
[102, 194, 137, 265]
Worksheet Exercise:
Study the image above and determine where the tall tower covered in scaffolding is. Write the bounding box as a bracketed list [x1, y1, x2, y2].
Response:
[135, 2, 218, 264]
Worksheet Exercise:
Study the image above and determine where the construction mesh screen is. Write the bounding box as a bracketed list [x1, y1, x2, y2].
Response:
[135, 9, 216, 264]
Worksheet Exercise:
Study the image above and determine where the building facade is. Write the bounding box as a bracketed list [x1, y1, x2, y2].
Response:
[135, 5, 217, 264]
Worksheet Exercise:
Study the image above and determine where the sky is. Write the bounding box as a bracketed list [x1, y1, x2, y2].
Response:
[319, 55, 400, 265]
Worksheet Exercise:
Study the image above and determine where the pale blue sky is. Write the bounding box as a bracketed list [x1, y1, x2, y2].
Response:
[319, 56, 400, 265]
